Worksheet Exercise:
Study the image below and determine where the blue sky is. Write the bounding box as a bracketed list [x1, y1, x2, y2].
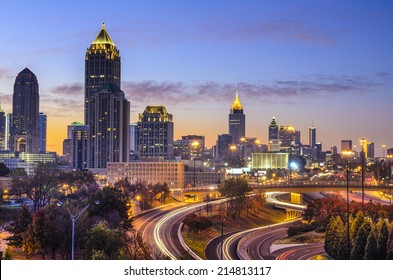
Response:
[0, 0, 392, 155]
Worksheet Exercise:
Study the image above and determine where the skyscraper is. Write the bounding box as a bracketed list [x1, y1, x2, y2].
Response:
[10, 68, 40, 154]
[309, 125, 317, 160]
[85, 23, 120, 126]
[229, 90, 245, 145]
[85, 24, 129, 169]
[309, 126, 317, 148]
[0, 104, 6, 151]
[39, 112, 47, 153]
[137, 106, 174, 159]
[268, 117, 279, 141]
[279, 125, 301, 147]
[129, 122, 138, 157]
[70, 124, 89, 170]
[88, 83, 130, 168]
[341, 140, 352, 153]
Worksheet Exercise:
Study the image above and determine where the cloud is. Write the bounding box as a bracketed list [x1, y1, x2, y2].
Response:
[199, 18, 335, 45]
[50, 83, 83, 96]
[123, 74, 376, 108]
[0, 68, 15, 80]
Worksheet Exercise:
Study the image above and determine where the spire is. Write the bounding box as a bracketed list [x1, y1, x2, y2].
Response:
[92, 23, 115, 46]
[231, 89, 243, 111]
[270, 117, 278, 127]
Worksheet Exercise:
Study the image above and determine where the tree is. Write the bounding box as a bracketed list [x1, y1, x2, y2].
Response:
[0, 163, 10, 176]
[6, 204, 32, 248]
[365, 229, 378, 260]
[351, 220, 371, 260]
[387, 223, 393, 260]
[89, 186, 132, 230]
[218, 177, 252, 218]
[377, 221, 389, 259]
[59, 169, 98, 200]
[82, 221, 125, 259]
[324, 216, 344, 259]
[350, 211, 364, 245]
[10, 163, 62, 212]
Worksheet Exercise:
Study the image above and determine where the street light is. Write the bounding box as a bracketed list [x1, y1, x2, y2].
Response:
[191, 141, 200, 188]
[220, 217, 225, 260]
[57, 200, 99, 260]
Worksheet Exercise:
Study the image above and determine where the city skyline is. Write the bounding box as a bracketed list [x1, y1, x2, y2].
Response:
[0, 1, 392, 155]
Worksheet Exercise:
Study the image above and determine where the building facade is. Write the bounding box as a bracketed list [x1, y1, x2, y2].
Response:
[107, 161, 184, 189]
[137, 106, 174, 159]
[229, 90, 245, 145]
[39, 113, 47, 153]
[85, 23, 120, 126]
[88, 83, 130, 168]
[0, 105, 5, 151]
[10, 68, 40, 154]
[69, 124, 89, 169]
[279, 126, 301, 147]
[268, 117, 279, 141]
[174, 135, 205, 160]
[252, 153, 289, 169]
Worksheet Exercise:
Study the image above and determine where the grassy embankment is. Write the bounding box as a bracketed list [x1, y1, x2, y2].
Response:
[182, 203, 287, 259]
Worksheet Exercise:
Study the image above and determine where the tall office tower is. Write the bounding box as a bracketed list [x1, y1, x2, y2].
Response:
[69, 124, 89, 170]
[88, 83, 130, 168]
[279, 125, 301, 147]
[174, 135, 205, 160]
[341, 140, 352, 152]
[129, 122, 138, 155]
[309, 126, 316, 148]
[309, 125, 317, 160]
[229, 90, 245, 145]
[63, 139, 72, 163]
[0, 104, 6, 150]
[215, 134, 233, 158]
[6, 113, 12, 150]
[10, 68, 40, 153]
[85, 23, 120, 126]
[39, 113, 47, 153]
[137, 106, 174, 159]
[268, 117, 279, 141]
[367, 142, 375, 159]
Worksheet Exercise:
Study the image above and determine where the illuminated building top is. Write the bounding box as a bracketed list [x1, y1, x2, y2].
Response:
[91, 23, 115, 46]
[231, 90, 243, 112]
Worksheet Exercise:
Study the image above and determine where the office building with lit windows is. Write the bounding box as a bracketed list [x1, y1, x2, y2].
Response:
[137, 106, 174, 159]
[107, 161, 184, 189]
[10, 68, 40, 154]
[229, 90, 245, 145]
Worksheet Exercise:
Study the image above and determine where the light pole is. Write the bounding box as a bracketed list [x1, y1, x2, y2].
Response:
[346, 162, 350, 260]
[57, 200, 99, 260]
[220, 217, 225, 260]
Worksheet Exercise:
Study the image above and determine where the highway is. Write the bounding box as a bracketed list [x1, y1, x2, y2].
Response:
[154, 198, 232, 260]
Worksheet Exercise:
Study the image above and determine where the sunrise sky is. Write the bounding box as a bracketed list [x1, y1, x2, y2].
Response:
[0, 0, 392, 156]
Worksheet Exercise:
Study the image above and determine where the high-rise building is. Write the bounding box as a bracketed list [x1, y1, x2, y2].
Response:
[229, 90, 245, 144]
[279, 126, 301, 147]
[215, 134, 232, 158]
[174, 135, 205, 160]
[367, 142, 375, 159]
[85, 23, 120, 126]
[137, 106, 174, 159]
[309, 126, 317, 148]
[130, 122, 138, 156]
[341, 140, 352, 153]
[6, 113, 12, 150]
[0, 104, 6, 151]
[268, 117, 279, 141]
[63, 139, 72, 163]
[70, 124, 89, 170]
[88, 83, 130, 168]
[39, 113, 47, 153]
[309, 125, 317, 160]
[10, 68, 40, 154]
